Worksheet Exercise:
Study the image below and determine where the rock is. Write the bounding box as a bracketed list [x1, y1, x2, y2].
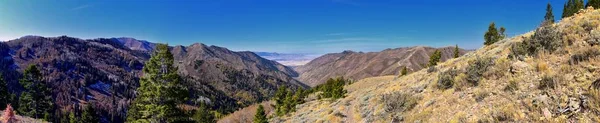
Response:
[542, 108, 552, 119]
[424, 100, 436, 107]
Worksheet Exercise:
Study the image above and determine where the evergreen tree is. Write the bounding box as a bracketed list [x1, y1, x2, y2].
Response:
[453, 45, 460, 58]
[81, 104, 99, 123]
[17, 65, 53, 121]
[192, 103, 214, 123]
[563, 1, 570, 18]
[544, 2, 555, 26]
[499, 27, 506, 39]
[400, 66, 408, 76]
[563, 0, 586, 18]
[274, 86, 288, 116]
[253, 105, 268, 123]
[428, 50, 442, 66]
[0, 74, 9, 109]
[587, 0, 600, 8]
[576, 0, 585, 10]
[484, 22, 500, 45]
[126, 44, 189, 123]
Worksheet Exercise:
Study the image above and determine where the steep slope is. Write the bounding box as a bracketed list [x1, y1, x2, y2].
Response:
[2, 36, 145, 122]
[0, 36, 306, 122]
[114, 37, 155, 52]
[276, 7, 600, 123]
[296, 46, 468, 87]
[172, 43, 307, 110]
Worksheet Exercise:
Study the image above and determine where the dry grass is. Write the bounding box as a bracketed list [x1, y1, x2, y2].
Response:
[217, 101, 274, 123]
[264, 7, 600, 123]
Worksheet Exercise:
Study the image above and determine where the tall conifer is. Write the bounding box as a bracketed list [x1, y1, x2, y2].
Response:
[17, 65, 53, 121]
[126, 44, 189, 122]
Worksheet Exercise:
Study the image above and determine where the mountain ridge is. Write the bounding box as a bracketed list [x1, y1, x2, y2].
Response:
[295, 46, 469, 87]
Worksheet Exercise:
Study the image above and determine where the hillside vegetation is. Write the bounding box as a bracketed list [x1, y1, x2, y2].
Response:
[296, 46, 469, 87]
[273, 7, 600, 122]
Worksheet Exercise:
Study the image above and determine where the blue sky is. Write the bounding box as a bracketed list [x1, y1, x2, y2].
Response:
[0, 0, 568, 54]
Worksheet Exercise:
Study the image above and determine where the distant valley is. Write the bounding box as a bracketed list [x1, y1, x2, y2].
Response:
[254, 52, 319, 67]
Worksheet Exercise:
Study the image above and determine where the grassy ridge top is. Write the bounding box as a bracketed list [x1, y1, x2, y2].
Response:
[273, 7, 600, 122]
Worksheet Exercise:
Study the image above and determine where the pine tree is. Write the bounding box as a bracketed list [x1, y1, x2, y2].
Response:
[253, 105, 268, 123]
[428, 50, 442, 66]
[576, 0, 585, 10]
[0, 74, 9, 109]
[274, 86, 288, 116]
[81, 104, 99, 123]
[17, 65, 53, 121]
[564, 0, 586, 18]
[483, 22, 506, 45]
[499, 27, 506, 39]
[453, 45, 460, 58]
[587, 0, 600, 8]
[126, 44, 189, 123]
[400, 66, 408, 76]
[563, 1, 570, 18]
[544, 2, 555, 26]
[192, 103, 214, 123]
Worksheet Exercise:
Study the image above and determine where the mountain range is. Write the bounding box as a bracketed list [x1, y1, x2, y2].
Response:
[0, 36, 307, 122]
[295, 46, 469, 87]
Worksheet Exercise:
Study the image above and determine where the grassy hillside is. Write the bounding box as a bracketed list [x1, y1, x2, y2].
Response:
[272, 7, 600, 122]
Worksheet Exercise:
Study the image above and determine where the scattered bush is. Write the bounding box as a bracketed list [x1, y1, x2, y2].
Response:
[538, 75, 556, 90]
[508, 42, 528, 60]
[588, 30, 600, 46]
[381, 92, 420, 113]
[589, 79, 600, 115]
[400, 66, 408, 76]
[466, 57, 495, 86]
[437, 69, 458, 90]
[503, 79, 519, 92]
[453, 73, 468, 91]
[535, 61, 549, 72]
[474, 90, 489, 102]
[427, 66, 437, 73]
[569, 47, 600, 65]
[509, 26, 562, 59]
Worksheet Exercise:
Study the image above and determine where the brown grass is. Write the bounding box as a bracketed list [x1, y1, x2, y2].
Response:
[217, 101, 274, 123]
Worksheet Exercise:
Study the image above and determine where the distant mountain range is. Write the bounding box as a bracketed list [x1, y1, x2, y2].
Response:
[254, 52, 319, 67]
[295, 46, 469, 87]
[0, 36, 307, 122]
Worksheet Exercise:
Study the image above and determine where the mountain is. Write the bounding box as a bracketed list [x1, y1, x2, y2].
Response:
[113, 37, 155, 52]
[171, 43, 307, 109]
[0, 36, 307, 122]
[254, 52, 319, 67]
[272, 7, 600, 122]
[295, 46, 469, 87]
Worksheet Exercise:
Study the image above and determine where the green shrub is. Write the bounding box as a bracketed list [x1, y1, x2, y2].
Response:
[569, 47, 600, 65]
[437, 69, 458, 90]
[509, 26, 562, 59]
[538, 75, 556, 90]
[400, 66, 408, 76]
[466, 57, 494, 86]
[503, 79, 519, 92]
[427, 66, 437, 73]
[381, 92, 420, 113]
